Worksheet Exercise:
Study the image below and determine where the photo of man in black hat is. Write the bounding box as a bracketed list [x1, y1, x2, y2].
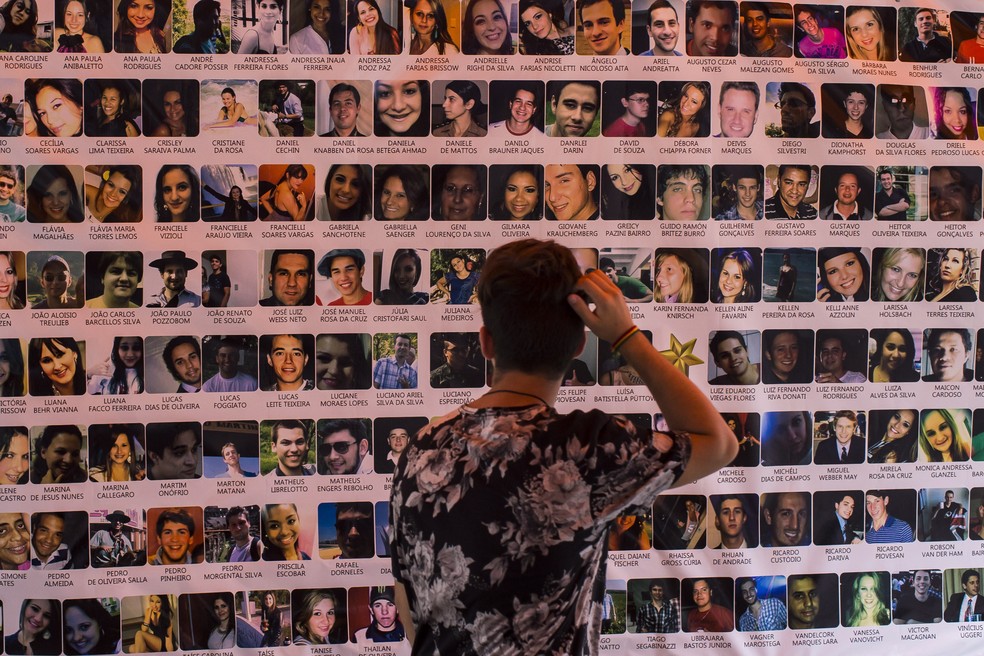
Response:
[146, 250, 201, 308]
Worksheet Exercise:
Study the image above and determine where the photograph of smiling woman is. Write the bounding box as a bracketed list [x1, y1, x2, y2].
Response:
[30, 424, 87, 484]
[372, 79, 429, 137]
[154, 164, 200, 222]
[114, 0, 171, 53]
[83, 79, 140, 137]
[871, 248, 925, 303]
[816, 246, 870, 302]
[6, 599, 62, 655]
[28, 338, 86, 397]
[26, 165, 84, 224]
[24, 78, 83, 138]
[62, 598, 121, 656]
[84, 165, 142, 224]
[462, 0, 514, 54]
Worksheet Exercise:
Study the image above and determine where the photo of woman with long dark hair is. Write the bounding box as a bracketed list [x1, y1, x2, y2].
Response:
[314, 333, 371, 390]
[86, 336, 144, 395]
[88, 424, 144, 482]
[0, 338, 25, 397]
[0, 0, 50, 51]
[154, 165, 200, 222]
[518, 0, 572, 54]
[347, 0, 400, 54]
[28, 337, 86, 397]
[25, 79, 83, 138]
[143, 80, 199, 137]
[931, 86, 978, 140]
[114, 0, 171, 53]
[868, 329, 919, 383]
[5, 599, 61, 655]
[85, 165, 141, 223]
[203, 86, 253, 131]
[85, 80, 140, 137]
[0, 425, 29, 482]
[817, 247, 870, 302]
[461, 0, 513, 54]
[128, 594, 174, 653]
[259, 164, 314, 221]
[202, 176, 257, 222]
[867, 409, 918, 464]
[318, 163, 370, 221]
[63, 598, 121, 655]
[203, 594, 235, 650]
[375, 249, 429, 305]
[289, 0, 344, 53]
[26, 165, 84, 223]
[489, 164, 541, 221]
[54, 0, 106, 52]
[601, 163, 655, 221]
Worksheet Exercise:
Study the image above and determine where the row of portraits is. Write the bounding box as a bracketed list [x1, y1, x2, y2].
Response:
[4, 406, 984, 484]
[19, 246, 978, 312]
[5, 488, 983, 574]
[5, 163, 980, 225]
[0, 417, 424, 483]
[13, 77, 984, 141]
[0, 587, 407, 653]
[602, 569, 984, 634]
[2, 570, 982, 656]
[8, 323, 984, 397]
[14, 0, 984, 63]
[720, 408, 984, 468]
[707, 327, 984, 385]
[610, 488, 984, 553]
[1, 500, 396, 569]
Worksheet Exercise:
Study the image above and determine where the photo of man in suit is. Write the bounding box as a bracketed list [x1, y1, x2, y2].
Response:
[944, 569, 983, 622]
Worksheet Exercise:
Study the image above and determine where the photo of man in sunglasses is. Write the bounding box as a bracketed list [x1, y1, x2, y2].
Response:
[317, 418, 372, 475]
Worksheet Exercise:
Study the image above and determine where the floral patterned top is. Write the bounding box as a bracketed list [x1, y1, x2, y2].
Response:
[391, 404, 691, 655]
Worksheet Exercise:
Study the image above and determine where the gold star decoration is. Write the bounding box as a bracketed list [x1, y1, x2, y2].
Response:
[660, 334, 703, 376]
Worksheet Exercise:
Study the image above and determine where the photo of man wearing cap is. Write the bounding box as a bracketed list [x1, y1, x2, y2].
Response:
[146, 250, 201, 308]
[318, 249, 372, 306]
[31, 253, 82, 309]
[353, 586, 407, 644]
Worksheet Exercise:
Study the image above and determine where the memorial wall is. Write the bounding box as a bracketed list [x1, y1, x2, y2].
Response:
[1, 0, 984, 653]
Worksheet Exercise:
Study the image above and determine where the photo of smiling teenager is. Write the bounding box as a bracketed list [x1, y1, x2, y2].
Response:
[318, 249, 371, 306]
[373, 79, 429, 136]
